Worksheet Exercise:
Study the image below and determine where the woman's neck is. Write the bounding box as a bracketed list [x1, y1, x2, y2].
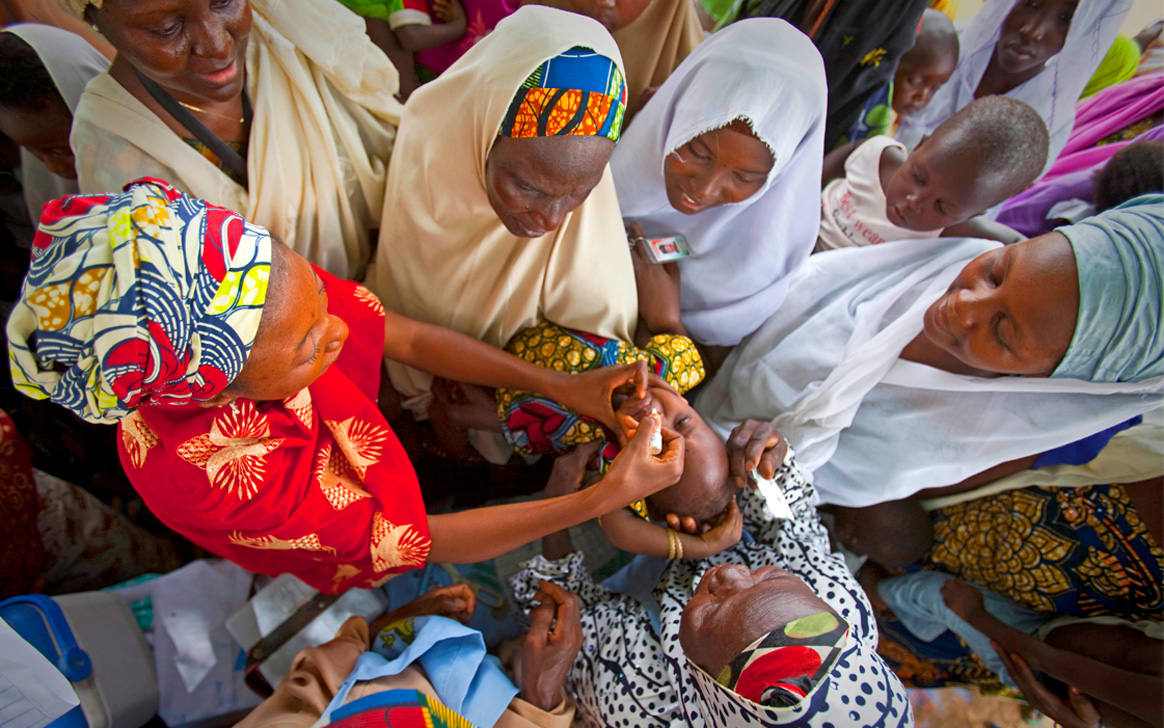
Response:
[899, 332, 1002, 377]
[974, 52, 1046, 99]
[109, 54, 248, 144]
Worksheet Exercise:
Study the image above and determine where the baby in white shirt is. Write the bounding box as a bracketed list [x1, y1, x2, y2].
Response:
[818, 96, 1048, 252]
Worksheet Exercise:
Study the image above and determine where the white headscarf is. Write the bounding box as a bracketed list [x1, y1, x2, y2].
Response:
[897, 0, 1132, 169]
[611, 18, 826, 346]
[696, 237, 1163, 508]
[3, 24, 109, 223]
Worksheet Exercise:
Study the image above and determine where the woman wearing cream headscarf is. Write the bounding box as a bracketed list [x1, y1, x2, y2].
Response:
[371, 5, 638, 416]
[61, 0, 401, 279]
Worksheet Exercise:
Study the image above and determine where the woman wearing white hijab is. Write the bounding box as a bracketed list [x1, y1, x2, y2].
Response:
[611, 18, 826, 347]
[897, 0, 1132, 171]
[0, 24, 108, 223]
[697, 197, 1164, 508]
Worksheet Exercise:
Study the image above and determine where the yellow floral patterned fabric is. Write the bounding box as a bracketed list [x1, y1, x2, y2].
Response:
[497, 322, 705, 519]
[878, 483, 1163, 690]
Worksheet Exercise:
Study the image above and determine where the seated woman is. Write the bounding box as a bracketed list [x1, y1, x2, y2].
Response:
[897, 0, 1132, 173]
[612, 19, 826, 348]
[61, 0, 402, 279]
[696, 196, 1164, 508]
[510, 421, 912, 727]
[0, 24, 108, 225]
[238, 581, 585, 727]
[370, 6, 638, 420]
[7, 178, 685, 594]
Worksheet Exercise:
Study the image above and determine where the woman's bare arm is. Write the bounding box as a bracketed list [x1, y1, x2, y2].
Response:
[427, 417, 684, 563]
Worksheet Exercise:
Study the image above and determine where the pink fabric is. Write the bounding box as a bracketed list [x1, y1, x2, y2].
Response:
[1032, 73, 1163, 186]
[414, 0, 519, 74]
[997, 125, 1164, 236]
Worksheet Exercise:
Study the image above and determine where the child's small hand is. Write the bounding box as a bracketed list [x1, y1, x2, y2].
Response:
[940, 578, 985, 620]
[689, 499, 743, 559]
[544, 441, 602, 499]
[432, 0, 464, 23]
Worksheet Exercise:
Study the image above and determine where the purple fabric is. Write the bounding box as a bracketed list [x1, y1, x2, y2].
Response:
[1035, 74, 1164, 185]
[1059, 74, 1163, 157]
[997, 76, 1164, 237]
[997, 125, 1164, 237]
[996, 168, 1096, 237]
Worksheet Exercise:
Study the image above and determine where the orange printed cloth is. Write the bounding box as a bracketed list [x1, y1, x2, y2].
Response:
[499, 46, 625, 140]
[116, 272, 430, 593]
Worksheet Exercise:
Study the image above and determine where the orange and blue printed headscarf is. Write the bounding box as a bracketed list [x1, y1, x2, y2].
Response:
[498, 46, 626, 141]
[715, 611, 850, 708]
[7, 177, 270, 424]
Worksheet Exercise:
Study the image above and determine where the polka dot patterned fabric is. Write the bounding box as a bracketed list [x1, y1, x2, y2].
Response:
[511, 456, 914, 727]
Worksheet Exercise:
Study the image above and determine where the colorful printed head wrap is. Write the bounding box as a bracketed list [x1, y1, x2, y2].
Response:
[7, 177, 271, 424]
[704, 610, 850, 708]
[498, 46, 626, 141]
[328, 689, 471, 728]
[1052, 193, 1164, 383]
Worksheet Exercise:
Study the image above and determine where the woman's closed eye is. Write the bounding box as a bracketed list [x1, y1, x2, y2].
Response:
[687, 142, 711, 162]
[150, 21, 183, 38]
[992, 314, 1010, 348]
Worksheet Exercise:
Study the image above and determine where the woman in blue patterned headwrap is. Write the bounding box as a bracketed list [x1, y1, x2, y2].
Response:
[6, 178, 684, 594]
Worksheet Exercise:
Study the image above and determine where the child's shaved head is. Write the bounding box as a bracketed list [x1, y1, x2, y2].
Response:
[647, 426, 732, 525]
[929, 96, 1049, 203]
[885, 96, 1049, 232]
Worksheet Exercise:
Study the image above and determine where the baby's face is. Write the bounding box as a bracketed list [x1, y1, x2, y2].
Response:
[617, 384, 731, 523]
[883, 134, 995, 232]
[891, 50, 957, 117]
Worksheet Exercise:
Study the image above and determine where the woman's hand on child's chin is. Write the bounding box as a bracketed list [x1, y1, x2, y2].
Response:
[690, 498, 744, 559]
[602, 412, 685, 506]
[553, 359, 649, 436]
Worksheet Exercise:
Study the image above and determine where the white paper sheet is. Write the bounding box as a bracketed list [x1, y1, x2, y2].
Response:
[0, 618, 80, 728]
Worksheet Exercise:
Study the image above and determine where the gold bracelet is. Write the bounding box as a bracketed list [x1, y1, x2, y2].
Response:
[666, 528, 677, 559]
[674, 531, 684, 560]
